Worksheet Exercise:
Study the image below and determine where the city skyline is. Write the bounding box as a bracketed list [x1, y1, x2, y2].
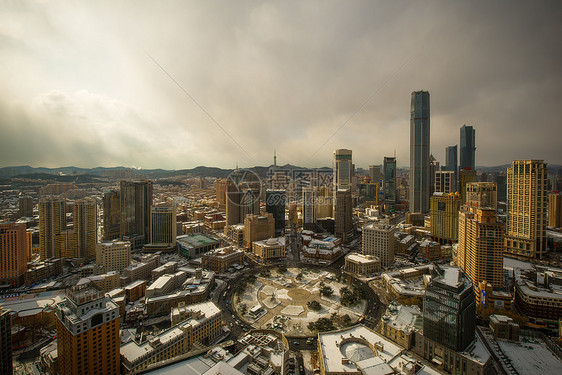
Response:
[1, 1, 561, 170]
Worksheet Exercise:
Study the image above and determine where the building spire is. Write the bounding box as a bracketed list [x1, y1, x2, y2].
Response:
[273, 149, 277, 168]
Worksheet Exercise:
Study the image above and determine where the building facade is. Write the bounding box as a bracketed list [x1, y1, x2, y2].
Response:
[362, 222, 395, 268]
[243, 214, 275, 249]
[505, 160, 548, 259]
[333, 149, 353, 192]
[55, 282, 120, 375]
[38, 196, 66, 260]
[0, 307, 12, 375]
[102, 190, 120, 241]
[0, 222, 29, 287]
[74, 198, 97, 261]
[252, 237, 285, 262]
[18, 195, 34, 218]
[334, 189, 353, 243]
[96, 241, 131, 273]
[201, 246, 244, 272]
[344, 253, 381, 275]
[410, 90, 431, 214]
[150, 203, 177, 246]
[548, 192, 562, 228]
[434, 170, 456, 194]
[265, 189, 285, 236]
[430, 192, 462, 243]
[460, 125, 476, 171]
[120, 180, 153, 246]
[384, 156, 397, 205]
[423, 267, 476, 352]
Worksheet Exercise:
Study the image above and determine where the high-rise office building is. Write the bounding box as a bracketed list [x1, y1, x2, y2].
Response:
[430, 192, 462, 244]
[96, 241, 131, 273]
[548, 192, 562, 228]
[215, 179, 227, 205]
[434, 171, 456, 194]
[302, 187, 316, 229]
[55, 282, 120, 375]
[359, 177, 379, 204]
[120, 180, 153, 245]
[423, 267, 475, 352]
[266, 190, 286, 236]
[243, 214, 275, 249]
[362, 222, 395, 268]
[0, 223, 29, 287]
[459, 125, 476, 170]
[39, 196, 66, 260]
[409, 90, 431, 213]
[74, 198, 97, 261]
[335, 189, 353, 244]
[150, 203, 177, 246]
[18, 196, 33, 218]
[102, 191, 120, 241]
[458, 206, 504, 305]
[0, 307, 12, 375]
[505, 160, 548, 259]
[333, 149, 353, 191]
[429, 155, 439, 197]
[369, 165, 383, 185]
[240, 189, 260, 220]
[226, 181, 243, 227]
[384, 157, 397, 204]
[445, 145, 458, 174]
[459, 169, 477, 204]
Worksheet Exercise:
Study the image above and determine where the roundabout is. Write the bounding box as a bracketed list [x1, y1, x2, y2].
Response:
[233, 266, 370, 337]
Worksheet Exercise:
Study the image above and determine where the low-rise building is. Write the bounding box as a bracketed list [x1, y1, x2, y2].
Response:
[201, 246, 244, 273]
[121, 254, 160, 285]
[378, 302, 423, 349]
[252, 237, 286, 262]
[124, 280, 146, 303]
[151, 261, 178, 282]
[177, 233, 220, 259]
[225, 224, 244, 247]
[96, 241, 131, 273]
[301, 238, 342, 265]
[489, 314, 520, 341]
[344, 253, 381, 276]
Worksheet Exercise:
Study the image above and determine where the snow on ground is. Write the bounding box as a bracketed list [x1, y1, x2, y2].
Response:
[262, 285, 277, 296]
[497, 339, 562, 373]
[276, 289, 290, 300]
[263, 297, 281, 309]
[281, 305, 305, 316]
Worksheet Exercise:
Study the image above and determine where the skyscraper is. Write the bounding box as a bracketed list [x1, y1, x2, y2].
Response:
[18, 195, 33, 218]
[362, 222, 395, 268]
[369, 165, 383, 185]
[383, 156, 397, 204]
[120, 180, 153, 245]
[430, 192, 462, 244]
[0, 223, 29, 287]
[409, 90, 431, 213]
[266, 190, 286, 236]
[74, 198, 97, 261]
[39, 196, 66, 259]
[102, 191, 120, 241]
[302, 187, 316, 230]
[434, 171, 456, 194]
[333, 149, 353, 191]
[459, 125, 475, 170]
[55, 282, 120, 374]
[459, 169, 477, 204]
[334, 189, 353, 244]
[0, 307, 12, 375]
[505, 160, 548, 259]
[423, 267, 475, 352]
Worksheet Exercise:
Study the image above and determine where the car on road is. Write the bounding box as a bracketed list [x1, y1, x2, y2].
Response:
[293, 341, 300, 345]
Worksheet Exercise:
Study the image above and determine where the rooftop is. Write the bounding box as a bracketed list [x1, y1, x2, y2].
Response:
[177, 233, 219, 248]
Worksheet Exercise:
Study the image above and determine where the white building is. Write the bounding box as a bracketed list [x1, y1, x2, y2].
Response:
[362, 222, 396, 268]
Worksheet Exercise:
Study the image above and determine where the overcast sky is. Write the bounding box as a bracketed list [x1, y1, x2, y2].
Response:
[1, 1, 561, 170]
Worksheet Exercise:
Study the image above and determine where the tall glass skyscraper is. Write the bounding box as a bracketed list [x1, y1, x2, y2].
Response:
[409, 91, 430, 213]
[460, 125, 475, 170]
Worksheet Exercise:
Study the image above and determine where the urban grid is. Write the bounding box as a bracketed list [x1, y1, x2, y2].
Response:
[1, 2, 562, 375]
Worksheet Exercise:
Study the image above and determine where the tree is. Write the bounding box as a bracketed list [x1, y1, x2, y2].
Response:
[320, 285, 333, 297]
[278, 265, 287, 274]
[307, 300, 321, 311]
[296, 272, 304, 281]
[240, 303, 248, 315]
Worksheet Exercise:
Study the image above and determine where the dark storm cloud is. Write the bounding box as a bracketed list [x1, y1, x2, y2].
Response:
[0, 1, 560, 169]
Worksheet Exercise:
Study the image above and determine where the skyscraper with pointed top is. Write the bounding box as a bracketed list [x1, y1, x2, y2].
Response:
[409, 90, 431, 213]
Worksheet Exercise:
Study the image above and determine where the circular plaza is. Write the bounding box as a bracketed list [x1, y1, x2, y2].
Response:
[233, 267, 368, 337]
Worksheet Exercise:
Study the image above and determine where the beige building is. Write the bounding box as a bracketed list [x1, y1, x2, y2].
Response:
[505, 160, 548, 259]
[96, 241, 131, 273]
[334, 189, 353, 243]
[225, 224, 244, 247]
[344, 253, 381, 275]
[362, 222, 395, 268]
[243, 213, 275, 249]
[549, 192, 562, 228]
[458, 208, 504, 305]
[38, 196, 66, 260]
[252, 237, 285, 262]
[430, 192, 461, 243]
[201, 246, 244, 272]
[466, 182, 497, 210]
[74, 198, 97, 261]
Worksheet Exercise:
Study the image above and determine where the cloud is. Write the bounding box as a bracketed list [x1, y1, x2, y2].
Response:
[0, 0, 561, 169]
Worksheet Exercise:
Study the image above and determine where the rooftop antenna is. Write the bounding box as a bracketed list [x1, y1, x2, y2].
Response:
[273, 149, 277, 168]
